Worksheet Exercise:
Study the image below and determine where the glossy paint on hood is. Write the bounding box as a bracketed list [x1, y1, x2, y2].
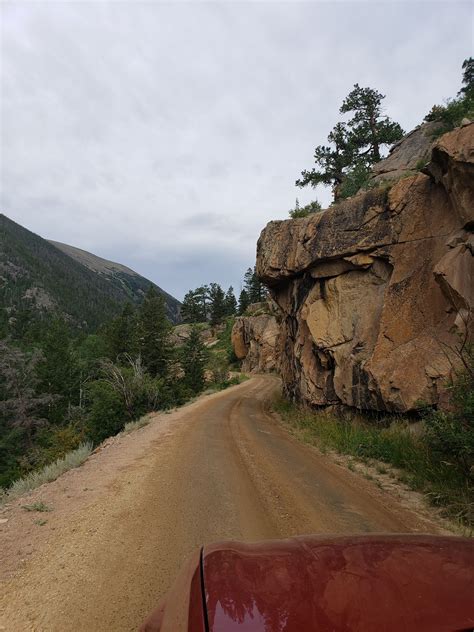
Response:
[202, 534, 474, 632]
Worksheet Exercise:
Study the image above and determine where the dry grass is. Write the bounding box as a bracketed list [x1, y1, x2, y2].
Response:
[22, 501, 52, 512]
[0, 442, 93, 505]
[123, 415, 152, 434]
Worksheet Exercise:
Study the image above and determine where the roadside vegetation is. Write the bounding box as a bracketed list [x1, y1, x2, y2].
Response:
[274, 346, 474, 529]
[0, 286, 179, 490]
[1, 442, 93, 504]
[0, 267, 254, 499]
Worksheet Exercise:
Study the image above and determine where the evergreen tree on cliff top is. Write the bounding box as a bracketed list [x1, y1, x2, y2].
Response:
[296, 122, 354, 197]
[297, 85, 403, 201]
[340, 84, 404, 162]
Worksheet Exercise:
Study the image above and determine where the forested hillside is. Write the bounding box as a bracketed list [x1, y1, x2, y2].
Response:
[49, 240, 181, 323]
[0, 214, 180, 339]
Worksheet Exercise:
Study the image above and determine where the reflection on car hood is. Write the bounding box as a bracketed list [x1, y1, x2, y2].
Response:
[202, 534, 474, 632]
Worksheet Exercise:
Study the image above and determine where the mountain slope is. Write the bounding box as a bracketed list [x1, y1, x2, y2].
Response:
[0, 214, 180, 332]
[49, 240, 180, 322]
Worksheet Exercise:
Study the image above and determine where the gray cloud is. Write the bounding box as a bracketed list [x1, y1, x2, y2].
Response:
[1, 1, 472, 299]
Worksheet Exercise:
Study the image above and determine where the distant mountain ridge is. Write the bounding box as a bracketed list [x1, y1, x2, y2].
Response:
[49, 240, 146, 276]
[48, 239, 180, 322]
[0, 214, 181, 333]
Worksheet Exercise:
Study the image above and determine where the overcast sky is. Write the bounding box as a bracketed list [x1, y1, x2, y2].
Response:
[1, 1, 472, 300]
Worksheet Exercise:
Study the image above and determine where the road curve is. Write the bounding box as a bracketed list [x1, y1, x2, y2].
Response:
[0, 375, 443, 631]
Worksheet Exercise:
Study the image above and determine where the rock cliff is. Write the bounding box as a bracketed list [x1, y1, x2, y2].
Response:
[254, 124, 473, 412]
[231, 302, 281, 373]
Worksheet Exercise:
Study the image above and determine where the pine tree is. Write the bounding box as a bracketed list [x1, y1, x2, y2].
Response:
[224, 286, 237, 316]
[340, 84, 404, 163]
[37, 319, 79, 422]
[459, 57, 474, 97]
[244, 266, 265, 304]
[138, 286, 171, 378]
[243, 268, 254, 298]
[181, 289, 206, 323]
[297, 86, 403, 201]
[181, 325, 208, 394]
[238, 288, 250, 315]
[296, 122, 355, 200]
[209, 283, 226, 325]
[195, 285, 210, 321]
[107, 303, 138, 359]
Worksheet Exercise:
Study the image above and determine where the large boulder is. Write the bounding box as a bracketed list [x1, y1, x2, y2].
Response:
[256, 124, 474, 412]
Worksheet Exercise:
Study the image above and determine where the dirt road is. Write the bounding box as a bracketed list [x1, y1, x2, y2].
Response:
[0, 376, 445, 631]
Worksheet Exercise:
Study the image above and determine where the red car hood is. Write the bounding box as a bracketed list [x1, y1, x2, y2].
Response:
[202, 534, 474, 632]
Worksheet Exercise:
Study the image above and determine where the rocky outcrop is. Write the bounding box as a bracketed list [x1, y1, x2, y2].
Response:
[256, 124, 474, 412]
[369, 121, 440, 186]
[170, 323, 220, 347]
[231, 302, 281, 372]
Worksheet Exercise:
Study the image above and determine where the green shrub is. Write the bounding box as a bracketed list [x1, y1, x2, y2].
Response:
[36, 410, 87, 467]
[85, 381, 126, 444]
[289, 200, 323, 218]
[424, 95, 474, 134]
[423, 346, 474, 481]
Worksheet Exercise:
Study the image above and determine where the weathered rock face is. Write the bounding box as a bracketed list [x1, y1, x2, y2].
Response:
[369, 121, 440, 186]
[231, 302, 281, 372]
[256, 124, 474, 412]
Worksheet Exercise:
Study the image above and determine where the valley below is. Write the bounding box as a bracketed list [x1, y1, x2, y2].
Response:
[0, 376, 449, 632]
